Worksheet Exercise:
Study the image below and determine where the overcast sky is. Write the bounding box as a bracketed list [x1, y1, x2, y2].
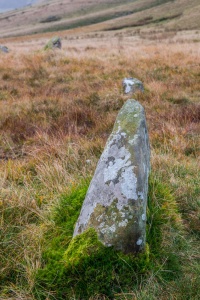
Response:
[0, 0, 36, 12]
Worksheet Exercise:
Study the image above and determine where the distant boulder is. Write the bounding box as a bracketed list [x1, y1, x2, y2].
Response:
[0, 45, 9, 53]
[44, 37, 62, 50]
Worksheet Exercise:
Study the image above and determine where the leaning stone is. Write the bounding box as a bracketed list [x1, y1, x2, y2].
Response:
[123, 78, 144, 94]
[74, 99, 150, 253]
[0, 45, 9, 53]
[44, 36, 62, 50]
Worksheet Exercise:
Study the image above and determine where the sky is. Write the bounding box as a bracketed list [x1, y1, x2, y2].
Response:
[0, 0, 36, 12]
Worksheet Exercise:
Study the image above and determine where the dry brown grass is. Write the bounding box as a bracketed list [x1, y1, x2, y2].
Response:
[0, 32, 199, 299]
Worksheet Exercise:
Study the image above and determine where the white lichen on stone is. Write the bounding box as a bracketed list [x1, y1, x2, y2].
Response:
[136, 238, 143, 246]
[99, 221, 105, 228]
[109, 224, 116, 233]
[120, 166, 137, 200]
[97, 214, 104, 222]
[142, 214, 146, 221]
[120, 211, 125, 218]
[128, 133, 139, 146]
[121, 132, 127, 137]
[118, 219, 128, 227]
[103, 145, 131, 183]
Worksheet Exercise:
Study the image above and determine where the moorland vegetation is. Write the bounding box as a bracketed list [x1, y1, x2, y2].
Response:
[0, 32, 199, 299]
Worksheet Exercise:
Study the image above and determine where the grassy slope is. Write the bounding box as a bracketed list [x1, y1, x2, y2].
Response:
[0, 0, 133, 37]
[97, 0, 200, 31]
[0, 0, 200, 38]
[0, 31, 199, 299]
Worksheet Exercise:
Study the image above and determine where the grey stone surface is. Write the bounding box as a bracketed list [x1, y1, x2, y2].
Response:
[123, 78, 144, 94]
[44, 36, 62, 50]
[74, 99, 150, 253]
[0, 45, 9, 53]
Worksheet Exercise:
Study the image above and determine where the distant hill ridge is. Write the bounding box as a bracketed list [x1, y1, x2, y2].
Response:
[0, 0, 199, 37]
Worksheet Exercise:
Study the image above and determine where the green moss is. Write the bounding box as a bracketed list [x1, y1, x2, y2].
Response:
[62, 228, 150, 299]
[35, 228, 150, 299]
[64, 228, 104, 265]
[34, 174, 183, 299]
[34, 181, 89, 299]
[34, 179, 149, 299]
[112, 99, 142, 136]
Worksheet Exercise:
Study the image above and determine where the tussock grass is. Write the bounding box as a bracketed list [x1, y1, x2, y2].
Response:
[0, 36, 199, 299]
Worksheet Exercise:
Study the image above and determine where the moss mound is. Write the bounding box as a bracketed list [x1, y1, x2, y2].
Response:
[34, 175, 183, 299]
[63, 228, 150, 298]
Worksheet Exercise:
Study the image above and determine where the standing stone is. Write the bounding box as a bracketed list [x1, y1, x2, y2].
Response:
[0, 45, 9, 53]
[74, 99, 150, 253]
[44, 36, 62, 50]
[123, 78, 144, 94]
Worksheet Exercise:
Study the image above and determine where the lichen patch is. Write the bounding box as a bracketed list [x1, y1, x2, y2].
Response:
[136, 238, 143, 246]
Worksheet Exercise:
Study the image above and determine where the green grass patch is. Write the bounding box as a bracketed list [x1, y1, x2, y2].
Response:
[147, 175, 183, 281]
[34, 174, 183, 299]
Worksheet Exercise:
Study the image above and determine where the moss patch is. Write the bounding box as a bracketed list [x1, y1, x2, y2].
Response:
[34, 174, 183, 299]
[62, 227, 150, 299]
[112, 99, 143, 137]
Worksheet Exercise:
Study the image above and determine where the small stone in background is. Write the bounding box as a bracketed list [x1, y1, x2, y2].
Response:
[44, 37, 62, 50]
[123, 78, 144, 94]
[0, 45, 9, 53]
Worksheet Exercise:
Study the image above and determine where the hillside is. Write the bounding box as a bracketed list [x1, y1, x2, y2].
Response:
[0, 0, 199, 38]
